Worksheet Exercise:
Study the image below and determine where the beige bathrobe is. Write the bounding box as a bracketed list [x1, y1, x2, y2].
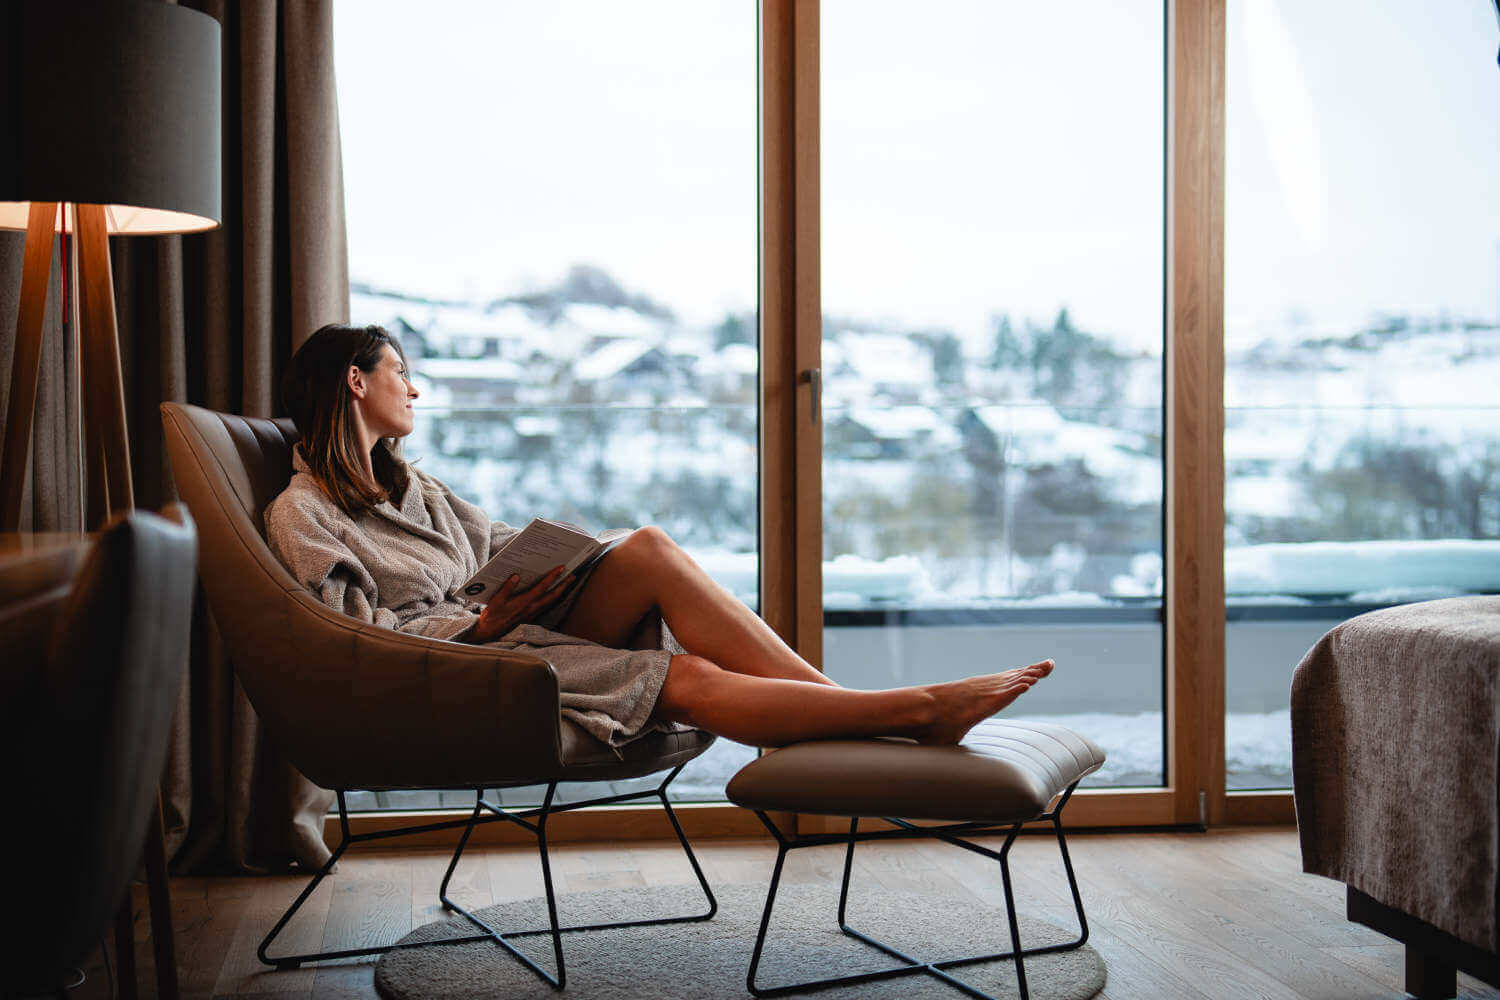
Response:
[264, 446, 673, 748]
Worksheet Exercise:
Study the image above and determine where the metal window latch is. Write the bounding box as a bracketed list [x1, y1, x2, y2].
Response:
[799, 367, 821, 424]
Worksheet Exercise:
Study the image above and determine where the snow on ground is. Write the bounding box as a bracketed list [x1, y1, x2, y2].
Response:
[1224, 710, 1294, 789]
[1227, 539, 1500, 596]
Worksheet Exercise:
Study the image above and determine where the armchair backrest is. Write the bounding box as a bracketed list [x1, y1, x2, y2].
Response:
[163, 402, 301, 571]
[160, 402, 563, 789]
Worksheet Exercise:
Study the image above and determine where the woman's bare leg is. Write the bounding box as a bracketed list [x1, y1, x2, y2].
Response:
[555, 526, 838, 686]
[653, 655, 1054, 747]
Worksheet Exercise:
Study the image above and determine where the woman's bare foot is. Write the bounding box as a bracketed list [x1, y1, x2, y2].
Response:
[916, 659, 1055, 745]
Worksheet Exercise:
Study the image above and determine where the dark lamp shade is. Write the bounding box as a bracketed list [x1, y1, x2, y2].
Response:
[0, 1, 222, 236]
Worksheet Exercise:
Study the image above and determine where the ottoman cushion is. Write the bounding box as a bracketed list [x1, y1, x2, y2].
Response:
[727, 719, 1106, 823]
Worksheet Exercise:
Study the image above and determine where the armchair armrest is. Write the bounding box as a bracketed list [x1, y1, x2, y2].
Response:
[233, 588, 570, 792]
[360, 621, 566, 787]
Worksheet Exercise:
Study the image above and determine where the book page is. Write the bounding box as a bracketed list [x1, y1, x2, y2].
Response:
[459, 518, 601, 604]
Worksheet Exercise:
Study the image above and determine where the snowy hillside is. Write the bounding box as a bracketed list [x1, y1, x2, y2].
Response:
[353, 275, 1500, 609]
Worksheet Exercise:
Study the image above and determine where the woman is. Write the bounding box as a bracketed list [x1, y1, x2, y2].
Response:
[266, 323, 1052, 751]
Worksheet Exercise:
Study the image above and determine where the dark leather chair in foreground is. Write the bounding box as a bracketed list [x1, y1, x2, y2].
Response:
[160, 401, 716, 987]
[5, 508, 197, 998]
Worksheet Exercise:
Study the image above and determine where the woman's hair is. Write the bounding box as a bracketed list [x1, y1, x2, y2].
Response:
[280, 323, 411, 517]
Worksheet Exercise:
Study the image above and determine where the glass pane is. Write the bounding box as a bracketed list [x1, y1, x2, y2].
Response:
[822, 2, 1166, 786]
[333, 1, 758, 809]
[1225, 1, 1500, 789]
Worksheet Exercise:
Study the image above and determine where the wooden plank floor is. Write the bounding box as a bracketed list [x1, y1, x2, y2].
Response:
[79, 827, 1499, 1000]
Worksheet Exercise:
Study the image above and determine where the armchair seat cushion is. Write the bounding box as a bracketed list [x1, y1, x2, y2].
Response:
[556, 722, 716, 782]
[346, 725, 716, 792]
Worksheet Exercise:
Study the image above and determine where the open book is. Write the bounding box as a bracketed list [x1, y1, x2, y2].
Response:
[458, 518, 620, 605]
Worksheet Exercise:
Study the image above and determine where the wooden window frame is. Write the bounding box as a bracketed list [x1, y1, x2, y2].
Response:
[775, 0, 1253, 835]
[336, 0, 1292, 849]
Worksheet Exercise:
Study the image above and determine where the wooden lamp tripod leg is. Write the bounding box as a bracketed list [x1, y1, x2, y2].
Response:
[73, 203, 133, 526]
[0, 201, 59, 533]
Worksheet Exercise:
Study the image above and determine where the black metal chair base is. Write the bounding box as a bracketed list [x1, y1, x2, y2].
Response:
[747, 783, 1089, 1000]
[257, 763, 717, 989]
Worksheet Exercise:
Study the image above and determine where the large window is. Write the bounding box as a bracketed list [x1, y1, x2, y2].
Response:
[334, 1, 759, 807]
[821, 1, 1166, 786]
[1224, 0, 1500, 788]
[332, 0, 1487, 828]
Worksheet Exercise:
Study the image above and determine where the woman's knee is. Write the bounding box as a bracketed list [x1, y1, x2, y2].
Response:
[621, 525, 678, 562]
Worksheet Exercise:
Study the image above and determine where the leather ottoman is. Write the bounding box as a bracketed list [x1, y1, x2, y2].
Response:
[728, 718, 1106, 999]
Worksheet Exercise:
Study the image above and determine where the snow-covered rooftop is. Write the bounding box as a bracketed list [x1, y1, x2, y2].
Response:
[845, 405, 945, 440]
[573, 340, 658, 381]
[428, 303, 539, 338]
[511, 415, 561, 438]
[693, 342, 758, 377]
[972, 402, 1066, 438]
[839, 332, 934, 386]
[560, 303, 665, 340]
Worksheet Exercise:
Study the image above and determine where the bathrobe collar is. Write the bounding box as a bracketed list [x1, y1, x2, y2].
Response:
[290, 443, 458, 551]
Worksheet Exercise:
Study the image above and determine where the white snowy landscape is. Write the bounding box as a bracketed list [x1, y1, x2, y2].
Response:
[346, 267, 1500, 803]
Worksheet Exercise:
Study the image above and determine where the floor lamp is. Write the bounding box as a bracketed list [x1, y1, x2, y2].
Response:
[0, 1, 222, 533]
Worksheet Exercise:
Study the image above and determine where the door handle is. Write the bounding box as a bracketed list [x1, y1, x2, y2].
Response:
[799, 367, 821, 424]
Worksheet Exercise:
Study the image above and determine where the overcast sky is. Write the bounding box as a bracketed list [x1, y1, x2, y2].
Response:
[333, 1, 1499, 351]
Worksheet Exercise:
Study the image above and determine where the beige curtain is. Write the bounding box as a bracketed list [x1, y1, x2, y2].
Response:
[0, 0, 348, 872]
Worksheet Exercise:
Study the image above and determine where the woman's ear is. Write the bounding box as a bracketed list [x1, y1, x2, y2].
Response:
[347, 364, 367, 399]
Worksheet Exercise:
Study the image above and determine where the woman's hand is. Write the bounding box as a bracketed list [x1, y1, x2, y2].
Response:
[469, 566, 577, 644]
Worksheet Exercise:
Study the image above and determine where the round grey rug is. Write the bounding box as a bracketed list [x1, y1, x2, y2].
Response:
[374, 883, 1106, 999]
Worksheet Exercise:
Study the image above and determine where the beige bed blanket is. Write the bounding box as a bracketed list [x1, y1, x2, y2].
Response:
[1291, 595, 1500, 951]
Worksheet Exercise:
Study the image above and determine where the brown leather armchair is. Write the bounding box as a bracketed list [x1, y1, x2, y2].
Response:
[160, 401, 716, 987]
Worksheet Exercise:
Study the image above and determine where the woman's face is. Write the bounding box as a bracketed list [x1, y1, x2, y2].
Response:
[350, 344, 418, 441]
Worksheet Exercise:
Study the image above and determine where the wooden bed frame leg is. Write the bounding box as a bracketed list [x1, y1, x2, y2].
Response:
[1405, 945, 1457, 1000]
